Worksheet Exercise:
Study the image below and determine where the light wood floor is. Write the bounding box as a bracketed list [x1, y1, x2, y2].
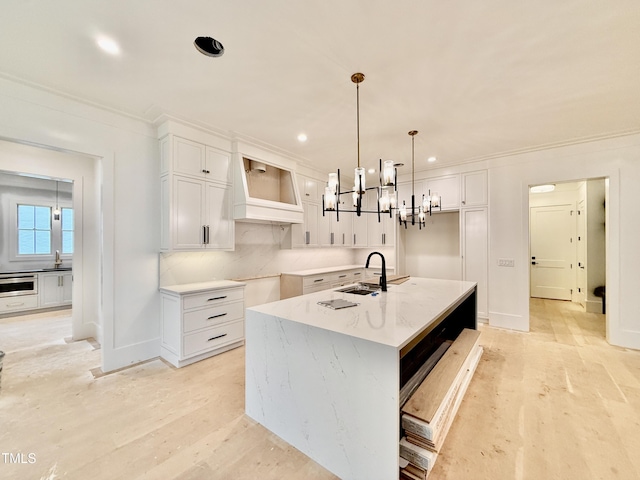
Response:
[0, 300, 638, 480]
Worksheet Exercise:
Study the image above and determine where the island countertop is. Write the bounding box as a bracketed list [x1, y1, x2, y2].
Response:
[247, 277, 476, 351]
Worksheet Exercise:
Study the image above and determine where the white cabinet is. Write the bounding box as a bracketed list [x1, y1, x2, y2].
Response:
[280, 266, 365, 299]
[39, 271, 72, 308]
[292, 175, 321, 247]
[160, 134, 234, 251]
[160, 281, 246, 368]
[366, 193, 395, 248]
[461, 207, 488, 319]
[0, 295, 39, 314]
[425, 175, 460, 211]
[461, 170, 488, 207]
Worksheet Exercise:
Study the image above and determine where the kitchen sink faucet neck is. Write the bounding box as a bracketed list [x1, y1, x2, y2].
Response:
[365, 251, 387, 292]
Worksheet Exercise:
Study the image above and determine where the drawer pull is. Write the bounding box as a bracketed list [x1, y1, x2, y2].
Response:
[207, 296, 227, 301]
[354, 272, 361, 276]
[207, 333, 228, 342]
[313, 278, 324, 283]
[7, 302, 25, 307]
[207, 313, 227, 320]
[338, 274, 347, 278]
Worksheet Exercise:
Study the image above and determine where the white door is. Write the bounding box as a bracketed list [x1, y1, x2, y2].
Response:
[530, 205, 574, 300]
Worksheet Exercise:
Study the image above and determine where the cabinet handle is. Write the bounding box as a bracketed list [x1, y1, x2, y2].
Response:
[353, 272, 361, 276]
[338, 274, 347, 278]
[305, 231, 310, 245]
[330, 232, 334, 245]
[202, 169, 210, 174]
[462, 200, 466, 205]
[207, 313, 227, 320]
[342, 233, 345, 244]
[7, 302, 25, 307]
[353, 234, 356, 244]
[382, 233, 386, 244]
[207, 296, 227, 301]
[313, 278, 324, 283]
[203, 225, 207, 244]
[207, 333, 228, 342]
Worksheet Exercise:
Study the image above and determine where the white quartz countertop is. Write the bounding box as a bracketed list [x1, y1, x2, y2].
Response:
[159, 280, 246, 295]
[247, 277, 476, 350]
[280, 264, 364, 276]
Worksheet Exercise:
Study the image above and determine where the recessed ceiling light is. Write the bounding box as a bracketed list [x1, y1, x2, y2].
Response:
[194, 36, 224, 57]
[367, 168, 376, 174]
[297, 133, 307, 142]
[96, 36, 120, 55]
[427, 156, 437, 163]
[530, 184, 555, 193]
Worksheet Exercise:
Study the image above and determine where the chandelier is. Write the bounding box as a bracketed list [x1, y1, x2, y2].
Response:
[322, 73, 397, 222]
[398, 130, 441, 229]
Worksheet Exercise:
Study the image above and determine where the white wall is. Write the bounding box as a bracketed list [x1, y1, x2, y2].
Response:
[488, 134, 640, 350]
[400, 211, 461, 280]
[0, 77, 159, 371]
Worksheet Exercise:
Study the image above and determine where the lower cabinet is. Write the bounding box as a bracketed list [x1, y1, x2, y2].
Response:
[39, 272, 73, 308]
[159, 281, 246, 367]
[280, 267, 365, 299]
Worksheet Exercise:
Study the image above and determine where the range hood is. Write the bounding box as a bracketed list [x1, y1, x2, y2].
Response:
[233, 142, 303, 224]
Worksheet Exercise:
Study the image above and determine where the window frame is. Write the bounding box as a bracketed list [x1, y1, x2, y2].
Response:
[8, 195, 74, 263]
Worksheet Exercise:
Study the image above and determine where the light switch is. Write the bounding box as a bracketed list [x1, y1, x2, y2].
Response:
[498, 258, 515, 267]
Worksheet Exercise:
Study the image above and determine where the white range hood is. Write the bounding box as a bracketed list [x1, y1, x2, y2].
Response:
[233, 141, 303, 224]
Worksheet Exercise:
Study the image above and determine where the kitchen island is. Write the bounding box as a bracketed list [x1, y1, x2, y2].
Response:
[245, 277, 477, 480]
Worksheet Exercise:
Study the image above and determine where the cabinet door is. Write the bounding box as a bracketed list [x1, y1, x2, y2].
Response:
[173, 137, 206, 178]
[318, 209, 333, 247]
[205, 182, 234, 249]
[367, 193, 384, 247]
[305, 202, 320, 246]
[397, 181, 424, 214]
[205, 147, 231, 184]
[462, 170, 488, 207]
[173, 176, 206, 249]
[39, 274, 61, 307]
[61, 273, 73, 304]
[425, 175, 460, 211]
[352, 211, 368, 247]
[381, 211, 395, 247]
[333, 209, 353, 247]
[462, 207, 488, 319]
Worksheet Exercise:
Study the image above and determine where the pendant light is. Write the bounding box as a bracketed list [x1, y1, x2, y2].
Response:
[53, 181, 61, 221]
[323, 73, 397, 221]
[399, 131, 441, 229]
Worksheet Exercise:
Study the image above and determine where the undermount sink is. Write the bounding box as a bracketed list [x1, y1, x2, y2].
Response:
[336, 285, 380, 296]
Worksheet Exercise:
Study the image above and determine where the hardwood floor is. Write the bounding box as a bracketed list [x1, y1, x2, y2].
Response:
[0, 300, 638, 480]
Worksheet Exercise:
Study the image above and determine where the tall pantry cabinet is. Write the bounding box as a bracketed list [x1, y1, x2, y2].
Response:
[460, 170, 488, 319]
[159, 127, 234, 251]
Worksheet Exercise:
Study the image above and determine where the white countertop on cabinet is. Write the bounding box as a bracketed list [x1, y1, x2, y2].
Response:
[248, 277, 476, 351]
[159, 280, 246, 295]
[280, 264, 364, 276]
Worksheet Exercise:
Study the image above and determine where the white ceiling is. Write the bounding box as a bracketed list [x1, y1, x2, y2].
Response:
[1, 1, 639, 176]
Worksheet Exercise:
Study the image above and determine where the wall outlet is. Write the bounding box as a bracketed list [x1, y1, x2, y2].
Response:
[498, 258, 515, 267]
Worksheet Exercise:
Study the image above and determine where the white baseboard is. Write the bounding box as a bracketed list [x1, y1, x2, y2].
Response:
[101, 337, 161, 373]
[488, 311, 528, 332]
[586, 299, 603, 314]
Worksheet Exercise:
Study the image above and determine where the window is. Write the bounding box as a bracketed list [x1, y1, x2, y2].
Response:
[18, 204, 52, 255]
[61, 208, 74, 254]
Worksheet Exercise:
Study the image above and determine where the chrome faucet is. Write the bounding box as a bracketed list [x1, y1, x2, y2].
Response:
[365, 251, 387, 292]
[54, 250, 62, 268]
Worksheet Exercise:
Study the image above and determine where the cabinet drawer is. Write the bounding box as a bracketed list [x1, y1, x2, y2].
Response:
[303, 274, 332, 288]
[0, 295, 39, 313]
[183, 301, 244, 333]
[183, 320, 244, 357]
[183, 287, 244, 310]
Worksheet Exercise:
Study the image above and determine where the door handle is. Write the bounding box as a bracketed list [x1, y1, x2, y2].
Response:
[531, 261, 537, 265]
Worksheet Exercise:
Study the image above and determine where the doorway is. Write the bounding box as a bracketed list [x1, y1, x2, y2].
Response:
[529, 179, 607, 319]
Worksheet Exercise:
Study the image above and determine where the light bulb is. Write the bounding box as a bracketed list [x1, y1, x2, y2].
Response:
[325, 187, 336, 211]
[400, 201, 407, 221]
[379, 190, 390, 213]
[382, 160, 395, 186]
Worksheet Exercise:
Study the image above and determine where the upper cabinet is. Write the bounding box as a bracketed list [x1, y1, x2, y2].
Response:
[158, 121, 234, 252]
[424, 175, 460, 211]
[461, 170, 488, 207]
